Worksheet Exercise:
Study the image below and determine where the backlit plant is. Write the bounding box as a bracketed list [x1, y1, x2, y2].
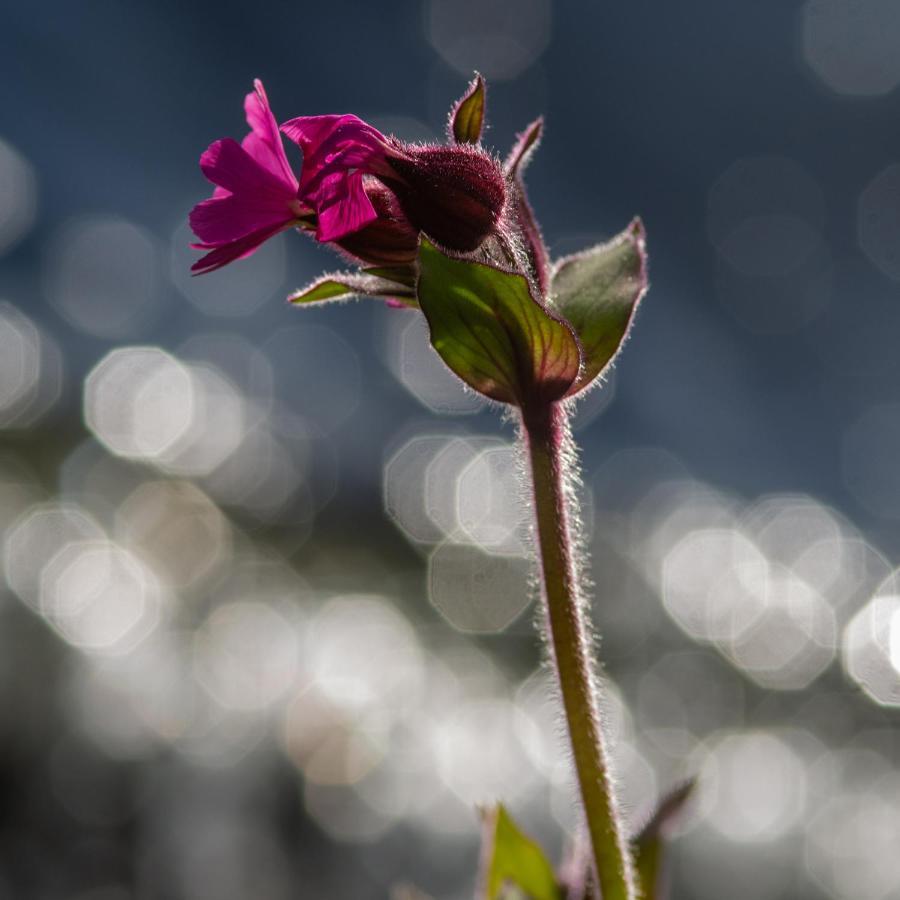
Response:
[190, 74, 692, 900]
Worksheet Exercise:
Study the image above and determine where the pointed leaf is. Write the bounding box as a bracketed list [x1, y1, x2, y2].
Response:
[416, 239, 581, 406]
[551, 218, 648, 396]
[289, 271, 416, 306]
[504, 119, 549, 293]
[449, 73, 486, 144]
[505, 118, 543, 178]
[634, 781, 695, 900]
[481, 806, 563, 900]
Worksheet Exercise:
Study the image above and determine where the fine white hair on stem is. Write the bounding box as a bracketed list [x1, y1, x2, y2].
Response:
[517, 398, 638, 898]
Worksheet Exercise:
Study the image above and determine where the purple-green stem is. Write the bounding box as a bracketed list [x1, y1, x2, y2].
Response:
[522, 401, 636, 900]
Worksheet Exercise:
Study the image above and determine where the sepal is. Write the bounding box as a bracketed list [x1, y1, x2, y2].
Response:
[289, 270, 416, 306]
[449, 73, 487, 144]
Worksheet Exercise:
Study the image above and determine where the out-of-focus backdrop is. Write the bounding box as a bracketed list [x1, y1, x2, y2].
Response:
[2, 1, 900, 897]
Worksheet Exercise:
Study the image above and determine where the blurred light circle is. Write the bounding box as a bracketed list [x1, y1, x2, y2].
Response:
[0, 302, 62, 427]
[858, 163, 900, 281]
[45, 216, 161, 338]
[307, 594, 424, 715]
[66, 636, 194, 758]
[201, 421, 307, 521]
[282, 688, 388, 786]
[842, 403, 900, 519]
[116, 480, 230, 588]
[0, 137, 37, 255]
[193, 601, 301, 712]
[4, 502, 104, 607]
[84, 347, 195, 461]
[843, 590, 900, 706]
[0, 303, 41, 417]
[429, 541, 531, 632]
[802, 0, 900, 97]
[700, 731, 808, 842]
[743, 494, 847, 572]
[726, 569, 835, 691]
[662, 528, 769, 643]
[170, 221, 286, 317]
[425, 0, 552, 81]
[380, 310, 485, 415]
[806, 782, 900, 900]
[179, 331, 274, 414]
[433, 699, 539, 805]
[157, 363, 247, 477]
[40, 539, 163, 655]
[425, 435, 501, 539]
[384, 433, 459, 545]
[457, 444, 528, 555]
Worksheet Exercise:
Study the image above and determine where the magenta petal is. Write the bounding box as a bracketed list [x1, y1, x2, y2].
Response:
[242, 79, 297, 189]
[313, 171, 378, 242]
[199, 138, 293, 198]
[189, 193, 295, 245]
[191, 221, 289, 274]
[281, 114, 388, 187]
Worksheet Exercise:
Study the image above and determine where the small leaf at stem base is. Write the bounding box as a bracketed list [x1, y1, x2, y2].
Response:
[633, 780, 696, 900]
[479, 805, 564, 900]
[289, 271, 416, 306]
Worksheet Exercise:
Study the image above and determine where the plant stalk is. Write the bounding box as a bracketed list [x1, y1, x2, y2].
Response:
[522, 400, 636, 900]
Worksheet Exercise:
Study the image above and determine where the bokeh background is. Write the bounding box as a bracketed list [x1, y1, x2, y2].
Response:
[3, 1, 900, 897]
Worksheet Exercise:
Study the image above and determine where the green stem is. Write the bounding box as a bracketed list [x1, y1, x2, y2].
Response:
[522, 400, 636, 900]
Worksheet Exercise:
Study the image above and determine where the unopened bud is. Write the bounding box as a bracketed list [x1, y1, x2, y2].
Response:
[381, 144, 507, 253]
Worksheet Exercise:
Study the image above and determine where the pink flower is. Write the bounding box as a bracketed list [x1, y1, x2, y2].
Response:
[190, 79, 509, 275]
[189, 80, 305, 274]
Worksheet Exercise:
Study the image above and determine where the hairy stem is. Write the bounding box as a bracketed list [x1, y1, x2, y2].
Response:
[522, 400, 636, 900]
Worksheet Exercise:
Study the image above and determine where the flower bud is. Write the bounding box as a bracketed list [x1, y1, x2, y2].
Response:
[381, 144, 507, 253]
[334, 179, 419, 267]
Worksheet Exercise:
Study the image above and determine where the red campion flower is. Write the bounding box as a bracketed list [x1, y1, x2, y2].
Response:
[189, 79, 507, 275]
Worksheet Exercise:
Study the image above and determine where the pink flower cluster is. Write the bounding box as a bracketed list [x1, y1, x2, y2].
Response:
[189, 79, 507, 275]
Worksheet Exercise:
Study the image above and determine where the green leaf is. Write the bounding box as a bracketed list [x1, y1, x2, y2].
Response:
[634, 780, 695, 900]
[363, 265, 417, 288]
[481, 806, 563, 900]
[289, 271, 416, 306]
[416, 239, 581, 406]
[550, 217, 648, 396]
[450, 73, 486, 144]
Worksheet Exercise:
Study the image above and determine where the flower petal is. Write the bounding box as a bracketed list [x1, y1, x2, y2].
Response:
[281, 114, 389, 191]
[199, 137, 294, 199]
[190, 221, 290, 274]
[242, 79, 297, 189]
[189, 193, 296, 245]
[312, 171, 378, 242]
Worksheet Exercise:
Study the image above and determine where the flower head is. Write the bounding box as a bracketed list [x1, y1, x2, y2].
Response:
[189, 80, 304, 274]
[190, 78, 511, 277]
